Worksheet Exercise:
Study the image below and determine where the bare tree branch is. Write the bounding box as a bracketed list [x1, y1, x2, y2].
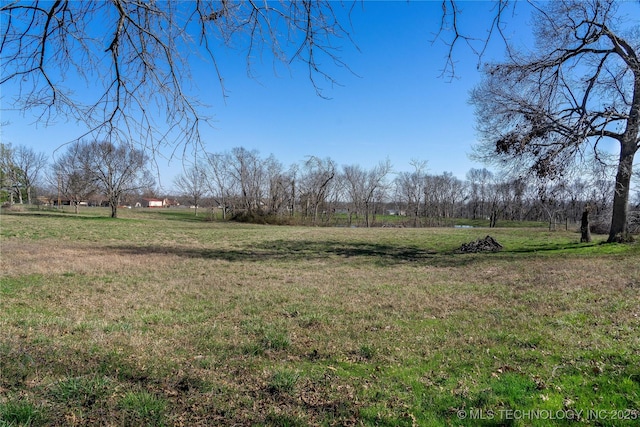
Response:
[1, 1, 355, 155]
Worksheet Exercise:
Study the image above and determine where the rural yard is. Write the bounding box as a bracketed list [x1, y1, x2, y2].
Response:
[2, 0, 639, 425]
[1, 208, 639, 426]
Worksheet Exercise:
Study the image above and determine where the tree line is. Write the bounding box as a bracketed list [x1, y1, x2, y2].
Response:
[176, 147, 632, 232]
[1, 141, 636, 233]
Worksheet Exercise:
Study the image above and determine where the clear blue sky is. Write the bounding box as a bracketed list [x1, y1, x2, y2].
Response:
[1, 1, 536, 192]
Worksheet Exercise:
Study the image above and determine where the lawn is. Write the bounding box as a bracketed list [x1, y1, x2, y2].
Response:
[1, 208, 639, 426]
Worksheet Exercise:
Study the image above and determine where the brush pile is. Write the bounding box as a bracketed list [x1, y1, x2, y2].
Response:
[457, 235, 503, 253]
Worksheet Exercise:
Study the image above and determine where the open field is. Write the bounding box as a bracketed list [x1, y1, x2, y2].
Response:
[1, 208, 639, 426]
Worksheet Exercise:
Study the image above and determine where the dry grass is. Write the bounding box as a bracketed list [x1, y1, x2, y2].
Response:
[1, 210, 639, 426]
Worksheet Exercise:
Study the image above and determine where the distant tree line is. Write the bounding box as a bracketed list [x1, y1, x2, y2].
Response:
[2, 141, 637, 232]
[173, 146, 637, 233]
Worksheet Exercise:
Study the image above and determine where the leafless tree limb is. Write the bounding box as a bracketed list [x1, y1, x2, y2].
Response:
[1, 1, 356, 156]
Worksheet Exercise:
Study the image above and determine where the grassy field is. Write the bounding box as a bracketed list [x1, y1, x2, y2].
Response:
[1, 207, 639, 426]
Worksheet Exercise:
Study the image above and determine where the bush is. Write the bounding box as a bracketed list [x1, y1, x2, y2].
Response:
[230, 210, 268, 224]
[230, 210, 300, 226]
[628, 210, 640, 234]
[589, 214, 611, 235]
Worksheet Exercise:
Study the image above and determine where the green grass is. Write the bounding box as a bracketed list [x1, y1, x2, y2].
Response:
[0, 400, 43, 426]
[0, 208, 639, 425]
[268, 369, 300, 394]
[118, 391, 167, 426]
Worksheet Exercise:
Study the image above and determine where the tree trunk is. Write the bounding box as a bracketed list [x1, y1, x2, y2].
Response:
[111, 203, 118, 218]
[580, 206, 592, 243]
[365, 202, 370, 228]
[608, 62, 639, 242]
[608, 141, 635, 242]
[313, 202, 319, 226]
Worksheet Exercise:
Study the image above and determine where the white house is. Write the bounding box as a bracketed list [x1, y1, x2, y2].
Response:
[135, 198, 165, 208]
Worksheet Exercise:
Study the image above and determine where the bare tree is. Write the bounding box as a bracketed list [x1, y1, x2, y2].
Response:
[174, 165, 208, 216]
[264, 155, 293, 216]
[51, 142, 99, 213]
[205, 152, 234, 219]
[488, 175, 520, 228]
[534, 180, 568, 231]
[286, 163, 299, 218]
[342, 164, 367, 226]
[1, 143, 20, 204]
[65, 140, 154, 218]
[341, 160, 392, 227]
[227, 147, 266, 215]
[471, 0, 639, 242]
[394, 159, 428, 226]
[465, 168, 494, 221]
[431, 172, 465, 222]
[11, 145, 48, 205]
[0, 143, 49, 205]
[565, 178, 591, 223]
[300, 156, 336, 225]
[362, 160, 392, 227]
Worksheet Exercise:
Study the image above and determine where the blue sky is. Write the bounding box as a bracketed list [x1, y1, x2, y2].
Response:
[2, 1, 535, 191]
